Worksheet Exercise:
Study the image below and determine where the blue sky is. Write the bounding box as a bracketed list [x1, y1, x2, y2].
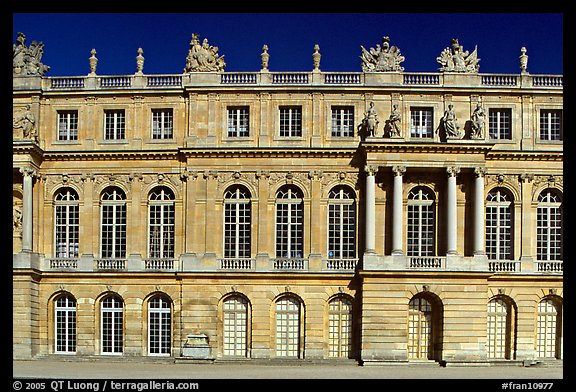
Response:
[12, 13, 563, 76]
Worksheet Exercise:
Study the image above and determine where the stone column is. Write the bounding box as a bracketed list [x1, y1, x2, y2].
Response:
[364, 165, 377, 254]
[391, 166, 406, 255]
[473, 167, 486, 255]
[446, 166, 460, 255]
[20, 167, 36, 253]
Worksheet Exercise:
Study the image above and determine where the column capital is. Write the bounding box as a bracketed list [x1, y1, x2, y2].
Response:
[392, 165, 406, 176]
[364, 165, 378, 176]
[447, 166, 460, 177]
[474, 167, 487, 177]
[19, 166, 37, 178]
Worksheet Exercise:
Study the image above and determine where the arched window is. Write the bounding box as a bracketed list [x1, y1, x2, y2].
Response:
[224, 186, 251, 259]
[537, 189, 562, 262]
[223, 295, 249, 357]
[101, 295, 123, 354]
[407, 187, 435, 256]
[54, 188, 79, 258]
[148, 187, 175, 259]
[328, 296, 353, 358]
[54, 294, 76, 353]
[408, 296, 432, 359]
[275, 186, 304, 259]
[275, 296, 301, 358]
[328, 186, 356, 260]
[100, 187, 126, 259]
[487, 298, 513, 359]
[148, 294, 171, 355]
[537, 298, 562, 359]
[486, 188, 513, 261]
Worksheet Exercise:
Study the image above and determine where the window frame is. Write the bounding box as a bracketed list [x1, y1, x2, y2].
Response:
[151, 108, 174, 140]
[409, 107, 434, 139]
[275, 186, 304, 259]
[104, 109, 126, 141]
[278, 106, 303, 138]
[539, 109, 562, 142]
[485, 188, 513, 261]
[488, 108, 512, 140]
[330, 106, 355, 138]
[54, 188, 80, 258]
[57, 110, 79, 141]
[100, 295, 124, 355]
[327, 186, 356, 259]
[223, 186, 252, 259]
[407, 187, 436, 257]
[537, 189, 562, 262]
[147, 187, 175, 259]
[147, 294, 172, 356]
[54, 294, 77, 354]
[100, 187, 127, 259]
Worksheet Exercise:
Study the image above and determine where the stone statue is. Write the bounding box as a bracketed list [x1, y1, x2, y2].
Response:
[13, 202, 23, 233]
[184, 33, 226, 72]
[360, 36, 405, 72]
[437, 38, 480, 73]
[358, 102, 379, 138]
[470, 103, 486, 139]
[384, 104, 402, 138]
[13, 32, 50, 76]
[13, 104, 37, 141]
[437, 104, 463, 139]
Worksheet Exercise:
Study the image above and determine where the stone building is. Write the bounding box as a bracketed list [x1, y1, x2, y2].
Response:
[13, 34, 563, 365]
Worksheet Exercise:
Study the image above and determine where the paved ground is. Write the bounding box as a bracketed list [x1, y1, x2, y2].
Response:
[13, 359, 563, 380]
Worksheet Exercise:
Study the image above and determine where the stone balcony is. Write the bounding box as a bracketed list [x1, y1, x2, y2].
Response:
[13, 71, 563, 92]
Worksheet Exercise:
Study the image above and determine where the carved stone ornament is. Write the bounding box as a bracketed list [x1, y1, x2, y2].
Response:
[13, 32, 50, 76]
[360, 36, 405, 72]
[13, 104, 37, 142]
[437, 38, 480, 73]
[184, 33, 226, 73]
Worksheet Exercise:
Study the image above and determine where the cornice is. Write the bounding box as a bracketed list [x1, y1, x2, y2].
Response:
[180, 147, 357, 159]
[360, 141, 494, 154]
[42, 149, 180, 161]
[486, 150, 563, 161]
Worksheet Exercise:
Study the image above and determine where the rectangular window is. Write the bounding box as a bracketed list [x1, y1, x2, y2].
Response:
[489, 109, 512, 140]
[104, 110, 125, 140]
[331, 106, 355, 137]
[279, 106, 302, 137]
[152, 109, 173, 139]
[57, 111, 78, 141]
[539, 110, 562, 141]
[410, 107, 433, 138]
[227, 107, 250, 138]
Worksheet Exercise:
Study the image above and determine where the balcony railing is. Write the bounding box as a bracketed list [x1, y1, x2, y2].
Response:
[536, 260, 563, 272]
[144, 258, 176, 270]
[273, 258, 308, 271]
[48, 258, 78, 269]
[488, 260, 521, 272]
[408, 256, 445, 269]
[324, 258, 358, 271]
[95, 258, 126, 270]
[218, 258, 255, 270]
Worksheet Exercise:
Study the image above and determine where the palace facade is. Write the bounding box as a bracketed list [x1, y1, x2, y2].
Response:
[13, 34, 563, 365]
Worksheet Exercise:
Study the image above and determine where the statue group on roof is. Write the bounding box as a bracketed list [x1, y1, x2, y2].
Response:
[360, 36, 405, 72]
[13, 32, 50, 76]
[436, 38, 480, 73]
[184, 33, 226, 73]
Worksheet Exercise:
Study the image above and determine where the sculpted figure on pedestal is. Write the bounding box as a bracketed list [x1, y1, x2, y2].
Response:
[360, 36, 405, 72]
[184, 33, 226, 72]
[437, 38, 480, 73]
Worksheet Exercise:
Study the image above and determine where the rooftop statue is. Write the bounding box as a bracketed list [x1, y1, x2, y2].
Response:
[184, 33, 226, 73]
[437, 38, 480, 73]
[13, 32, 50, 76]
[360, 36, 405, 72]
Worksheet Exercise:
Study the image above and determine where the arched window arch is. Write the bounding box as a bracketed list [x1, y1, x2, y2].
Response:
[487, 297, 516, 359]
[54, 293, 76, 353]
[224, 185, 251, 259]
[537, 297, 562, 359]
[486, 188, 513, 261]
[328, 186, 356, 260]
[222, 294, 249, 357]
[275, 295, 302, 358]
[407, 186, 435, 256]
[328, 295, 353, 358]
[537, 189, 562, 262]
[275, 185, 304, 259]
[100, 187, 126, 259]
[100, 294, 123, 354]
[54, 187, 79, 258]
[148, 187, 175, 259]
[148, 294, 171, 355]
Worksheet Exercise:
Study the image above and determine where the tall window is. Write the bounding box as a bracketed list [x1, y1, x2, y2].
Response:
[148, 187, 175, 259]
[328, 186, 356, 259]
[101, 295, 123, 354]
[489, 109, 512, 140]
[101, 187, 127, 259]
[227, 107, 250, 137]
[148, 295, 171, 355]
[54, 188, 79, 258]
[487, 298, 512, 359]
[537, 189, 562, 261]
[54, 294, 76, 353]
[223, 295, 249, 357]
[331, 106, 355, 137]
[104, 110, 125, 140]
[408, 296, 432, 359]
[224, 186, 251, 259]
[486, 188, 513, 261]
[539, 110, 562, 141]
[328, 296, 353, 358]
[152, 109, 173, 140]
[410, 107, 433, 138]
[537, 298, 562, 359]
[276, 296, 301, 357]
[57, 111, 78, 141]
[275, 186, 304, 259]
[279, 106, 302, 137]
[407, 187, 435, 256]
